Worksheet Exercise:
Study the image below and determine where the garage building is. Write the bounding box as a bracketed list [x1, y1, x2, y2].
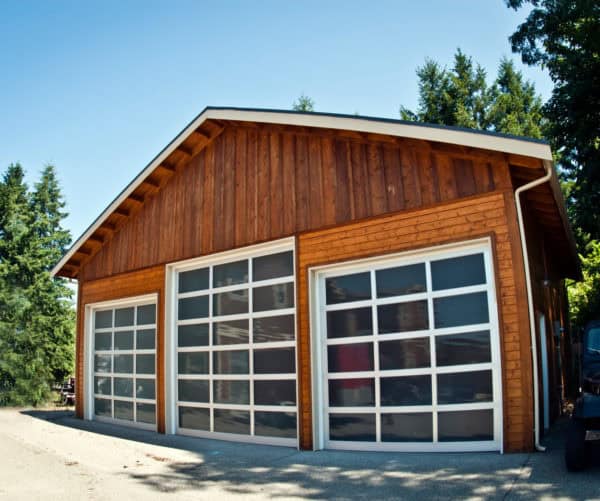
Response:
[51, 107, 579, 453]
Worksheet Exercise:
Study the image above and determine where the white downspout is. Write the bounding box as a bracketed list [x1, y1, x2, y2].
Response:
[514, 160, 552, 452]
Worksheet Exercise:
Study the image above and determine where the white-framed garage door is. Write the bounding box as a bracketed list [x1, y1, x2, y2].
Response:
[86, 295, 157, 430]
[311, 238, 503, 452]
[166, 238, 298, 447]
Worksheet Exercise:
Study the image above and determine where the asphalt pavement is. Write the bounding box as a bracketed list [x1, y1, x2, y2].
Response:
[0, 408, 598, 500]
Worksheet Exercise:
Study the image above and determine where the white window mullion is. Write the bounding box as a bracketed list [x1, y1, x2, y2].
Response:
[249, 256, 255, 437]
[208, 264, 214, 433]
[425, 260, 438, 444]
[371, 270, 381, 443]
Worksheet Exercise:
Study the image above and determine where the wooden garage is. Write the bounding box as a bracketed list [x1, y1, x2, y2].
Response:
[52, 107, 579, 453]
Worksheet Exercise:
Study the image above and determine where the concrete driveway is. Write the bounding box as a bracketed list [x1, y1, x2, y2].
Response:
[0, 408, 598, 500]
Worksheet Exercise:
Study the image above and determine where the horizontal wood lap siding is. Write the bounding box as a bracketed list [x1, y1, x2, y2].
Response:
[80, 125, 503, 281]
[297, 192, 533, 452]
[75, 266, 166, 432]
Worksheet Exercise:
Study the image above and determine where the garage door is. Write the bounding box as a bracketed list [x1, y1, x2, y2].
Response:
[173, 241, 297, 446]
[92, 299, 157, 429]
[314, 240, 502, 452]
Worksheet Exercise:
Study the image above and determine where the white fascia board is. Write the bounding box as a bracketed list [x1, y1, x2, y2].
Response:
[207, 109, 554, 161]
[51, 107, 552, 277]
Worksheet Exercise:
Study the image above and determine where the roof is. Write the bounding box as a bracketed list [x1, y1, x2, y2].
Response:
[51, 106, 563, 278]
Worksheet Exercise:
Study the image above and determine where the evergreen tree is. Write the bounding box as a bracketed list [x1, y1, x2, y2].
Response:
[400, 49, 489, 130]
[292, 94, 315, 112]
[506, 0, 600, 241]
[400, 50, 544, 139]
[0, 164, 74, 405]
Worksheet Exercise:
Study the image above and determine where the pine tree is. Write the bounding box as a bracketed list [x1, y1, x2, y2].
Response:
[292, 94, 315, 112]
[400, 50, 544, 139]
[400, 49, 489, 130]
[0, 164, 74, 405]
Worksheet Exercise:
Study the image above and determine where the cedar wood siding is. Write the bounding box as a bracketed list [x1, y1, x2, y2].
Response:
[75, 123, 536, 451]
[520, 198, 573, 432]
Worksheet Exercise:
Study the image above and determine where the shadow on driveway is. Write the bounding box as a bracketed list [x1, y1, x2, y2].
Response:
[22, 410, 600, 500]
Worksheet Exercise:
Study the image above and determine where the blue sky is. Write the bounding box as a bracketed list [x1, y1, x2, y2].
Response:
[0, 1, 551, 241]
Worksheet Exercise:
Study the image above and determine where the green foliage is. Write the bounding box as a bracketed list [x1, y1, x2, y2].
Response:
[567, 239, 600, 330]
[292, 94, 315, 112]
[0, 164, 75, 406]
[507, 0, 600, 240]
[400, 49, 545, 139]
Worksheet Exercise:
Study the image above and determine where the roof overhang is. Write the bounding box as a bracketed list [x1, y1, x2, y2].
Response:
[52, 106, 557, 278]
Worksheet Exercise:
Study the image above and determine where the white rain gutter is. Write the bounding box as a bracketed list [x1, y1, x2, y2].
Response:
[514, 159, 552, 452]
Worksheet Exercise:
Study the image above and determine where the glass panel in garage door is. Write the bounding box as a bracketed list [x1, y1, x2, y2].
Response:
[92, 301, 157, 428]
[320, 242, 501, 451]
[176, 246, 297, 445]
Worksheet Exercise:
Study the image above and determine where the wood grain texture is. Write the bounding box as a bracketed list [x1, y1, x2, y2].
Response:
[81, 125, 502, 281]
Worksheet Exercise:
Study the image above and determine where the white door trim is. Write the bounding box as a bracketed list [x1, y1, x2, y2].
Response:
[309, 237, 504, 452]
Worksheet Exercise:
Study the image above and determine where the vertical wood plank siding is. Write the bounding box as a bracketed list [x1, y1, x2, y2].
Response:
[297, 192, 533, 453]
[81, 126, 503, 281]
[75, 123, 538, 451]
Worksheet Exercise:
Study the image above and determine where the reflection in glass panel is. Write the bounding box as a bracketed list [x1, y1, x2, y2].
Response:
[213, 319, 249, 345]
[136, 354, 155, 375]
[213, 290, 248, 317]
[113, 377, 133, 397]
[376, 263, 426, 298]
[94, 354, 111, 373]
[438, 410, 493, 441]
[178, 380, 209, 402]
[179, 406, 209, 430]
[254, 380, 296, 406]
[114, 331, 134, 351]
[433, 292, 489, 328]
[137, 304, 156, 325]
[115, 307, 134, 327]
[437, 370, 493, 404]
[179, 268, 209, 293]
[178, 296, 209, 320]
[136, 403, 156, 424]
[326, 308, 372, 339]
[213, 260, 248, 288]
[379, 337, 430, 370]
[380, 375, 432, 406]
[378, 301, 428, 334]
[381, 413, 433, 442]
[113, 355, 133, 374]
[213, 350, 248, 374]
[114, 400, 134, 421]
[431, 253, 486, 291]
[213, 380, 249, 404]
[94, 398, 112, 417]
[253, 282, 294, 312]
[329, 413, 376, 441]
[94, 376, 111, 395]
[136, 329, 155, 350]
[178, 324, 209, 347]
[326, 272, 371, 305]
[253, 251, 294, 281]
[254, 348, 295, 374]
[214, 409, 250, 434]
[136, 379, 155, 400]
[95, 310, 112, 329]
[95, 332, 112, 351]
[253, 315, 295, 343]
[328, 378, 375, 407]
[435, 331, 491, 366]
[178, 352, 209, 374]
[328, 343, 374, 373]
[255, 411, 297, 438]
